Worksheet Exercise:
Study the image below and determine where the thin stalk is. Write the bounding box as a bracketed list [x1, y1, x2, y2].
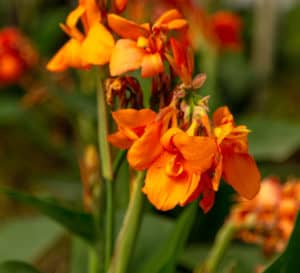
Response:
[194, 221, 237, 273]
[108, 171, 145, 273]
[96, 69, 114, 272]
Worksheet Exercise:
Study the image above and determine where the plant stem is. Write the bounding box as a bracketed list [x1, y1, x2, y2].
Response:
[108, 171, 145, 273]
[96, 69, 114, 272]
[194, 221, 237, 273]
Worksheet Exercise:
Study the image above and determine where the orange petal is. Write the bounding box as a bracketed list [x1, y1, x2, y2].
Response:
[112, 108, 156, 129]
[143, 152, 198, 211]
[107, 131, 133, 149]
[161, 127, 183, 152]
[166, 19, 188, 30]
[222, 152, 261, 199]
[66, 5, 85, 28]
[80, 0, 102, 29]
[115, 0, 128, 13]
[212, 156, 222, 191]
[213, 106, 234, 126]
[46, 39, 87, 71]
[173, 132, 217, 172]
[141, 53, 164, 77]
[154, 9, 183, 28]
[81, 23, 114, 65]
[199, 189, 215, 213]
[127, 122, 163, 170]
[109, 39, 144, 76]
[107, 14, 150, 40]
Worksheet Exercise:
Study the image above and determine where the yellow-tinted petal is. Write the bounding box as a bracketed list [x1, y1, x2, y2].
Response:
[108, 14, 150, 40]
[127, 122, 163, 170]
[223, 152, 261, 199]
[81, 22, 114, 65]
[109, 39, 144, 76]
[66, 5, 85, 28]
[143, 152, 198, 211]
[80, 0, 101, 29]
[141, 53, 164, 77]
[166, 19, 188, 30]
[46, 39, 87, 71]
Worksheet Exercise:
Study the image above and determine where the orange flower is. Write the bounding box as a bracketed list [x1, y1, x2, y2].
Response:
[0, 27, 37, 85]
[211, 106, 261, 199]
[108, 9, 187, 77]
[47, 0, 114, 71]
[166, 38, 194, 85]
[142, 127, 217, 210]
[108, 107, 175, 170]
[209, 11, 242, 50]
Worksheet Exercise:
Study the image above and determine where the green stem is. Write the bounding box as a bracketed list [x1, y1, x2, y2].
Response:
[108, 171, 145, 273]
[194, 221, 237, 273]
[96, 69, 114, 272]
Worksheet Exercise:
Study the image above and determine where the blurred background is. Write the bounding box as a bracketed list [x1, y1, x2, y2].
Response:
[0, 0, 299, 272]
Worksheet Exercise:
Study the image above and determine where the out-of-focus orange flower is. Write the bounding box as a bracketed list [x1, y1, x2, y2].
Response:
[209, 11, 242, 50]
[230, 177, 300, 256]
[108, 9, 188, 77]
[47, 0, 114, 72]
[143, 127, 217, 211]
[0, 27, 37, 85]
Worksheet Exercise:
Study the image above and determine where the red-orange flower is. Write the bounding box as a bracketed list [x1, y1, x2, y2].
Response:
[47, 0, 114, 71]
[209, 11, 242, 50]
[0, 27, 37, 85]
[143, 127, 217, 210]
[108, 9, 188, 77]
[211, 106, 261, 199]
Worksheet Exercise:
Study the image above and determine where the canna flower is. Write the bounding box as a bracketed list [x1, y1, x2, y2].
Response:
[47, 0, 114, 71]
[108, 107, 175, 170]
[0, 27, 37, 85]
[209, 106, 261, 199]
[229, 177, 300, 256]
[142, 127, 217, 211]
[108, 9, 188, 77]
[209, 11, 242, 50]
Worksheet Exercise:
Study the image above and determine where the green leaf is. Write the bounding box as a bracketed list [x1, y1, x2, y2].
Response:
[180, 244, 266, 273]
[0, 187, 95, 243]
[240, 117, 300, 162]
[136, 203, 197, 273]
[0, 261, 41, 273]
[262, 212, 300, 273]
[0, 217, 62, 263]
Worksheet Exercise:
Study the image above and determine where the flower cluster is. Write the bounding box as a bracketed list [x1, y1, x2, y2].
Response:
[0, 27, 37, 85]
[230, 177, 300, 256]
[47, 0, 260, 212]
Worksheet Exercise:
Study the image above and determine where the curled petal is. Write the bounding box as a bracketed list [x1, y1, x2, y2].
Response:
[143, 152, 199, 211]
[141, 53, 164, 77]
[66, 5, 85, 28]
[108, 14, 150, 40]
[81, 22, 114, 65]
[154, 9, 183, 28]
[109, 39, 144, 76]
[127, 122, 163, 170]
[161, 128, 183, 152]
[223, 152, 261, 199]
[213, 106, 234, 126]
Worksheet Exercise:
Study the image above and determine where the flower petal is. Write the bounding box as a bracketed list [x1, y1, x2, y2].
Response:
[46, 39, 87, 71]
[80, 0, 102, 29]
[154, 9, 183, 28]
[112, 108, 156, 129]
[107, 131, 133, 149]
[107, 14, 150, 40]
[66, 5, 85, 28]
[109, 39, 144, 76]
[127, 122, 163, 170]
[81, 22, 114, 65]
[213, 106, 234, 126]
[222, 152, 261, 199]
[143, 152, 197, 211]
[141, 53, 164, 77]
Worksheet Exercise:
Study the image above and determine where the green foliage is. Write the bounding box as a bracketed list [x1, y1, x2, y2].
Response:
[0, 187, 95, 243]
[0, 261, 41, 273]
[180, 244, 266, 273]
[262, 212, 300, 273]
[136, 203, 197, 273]
[241, 117, 300, 162]
[0, 217, 62, 263]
